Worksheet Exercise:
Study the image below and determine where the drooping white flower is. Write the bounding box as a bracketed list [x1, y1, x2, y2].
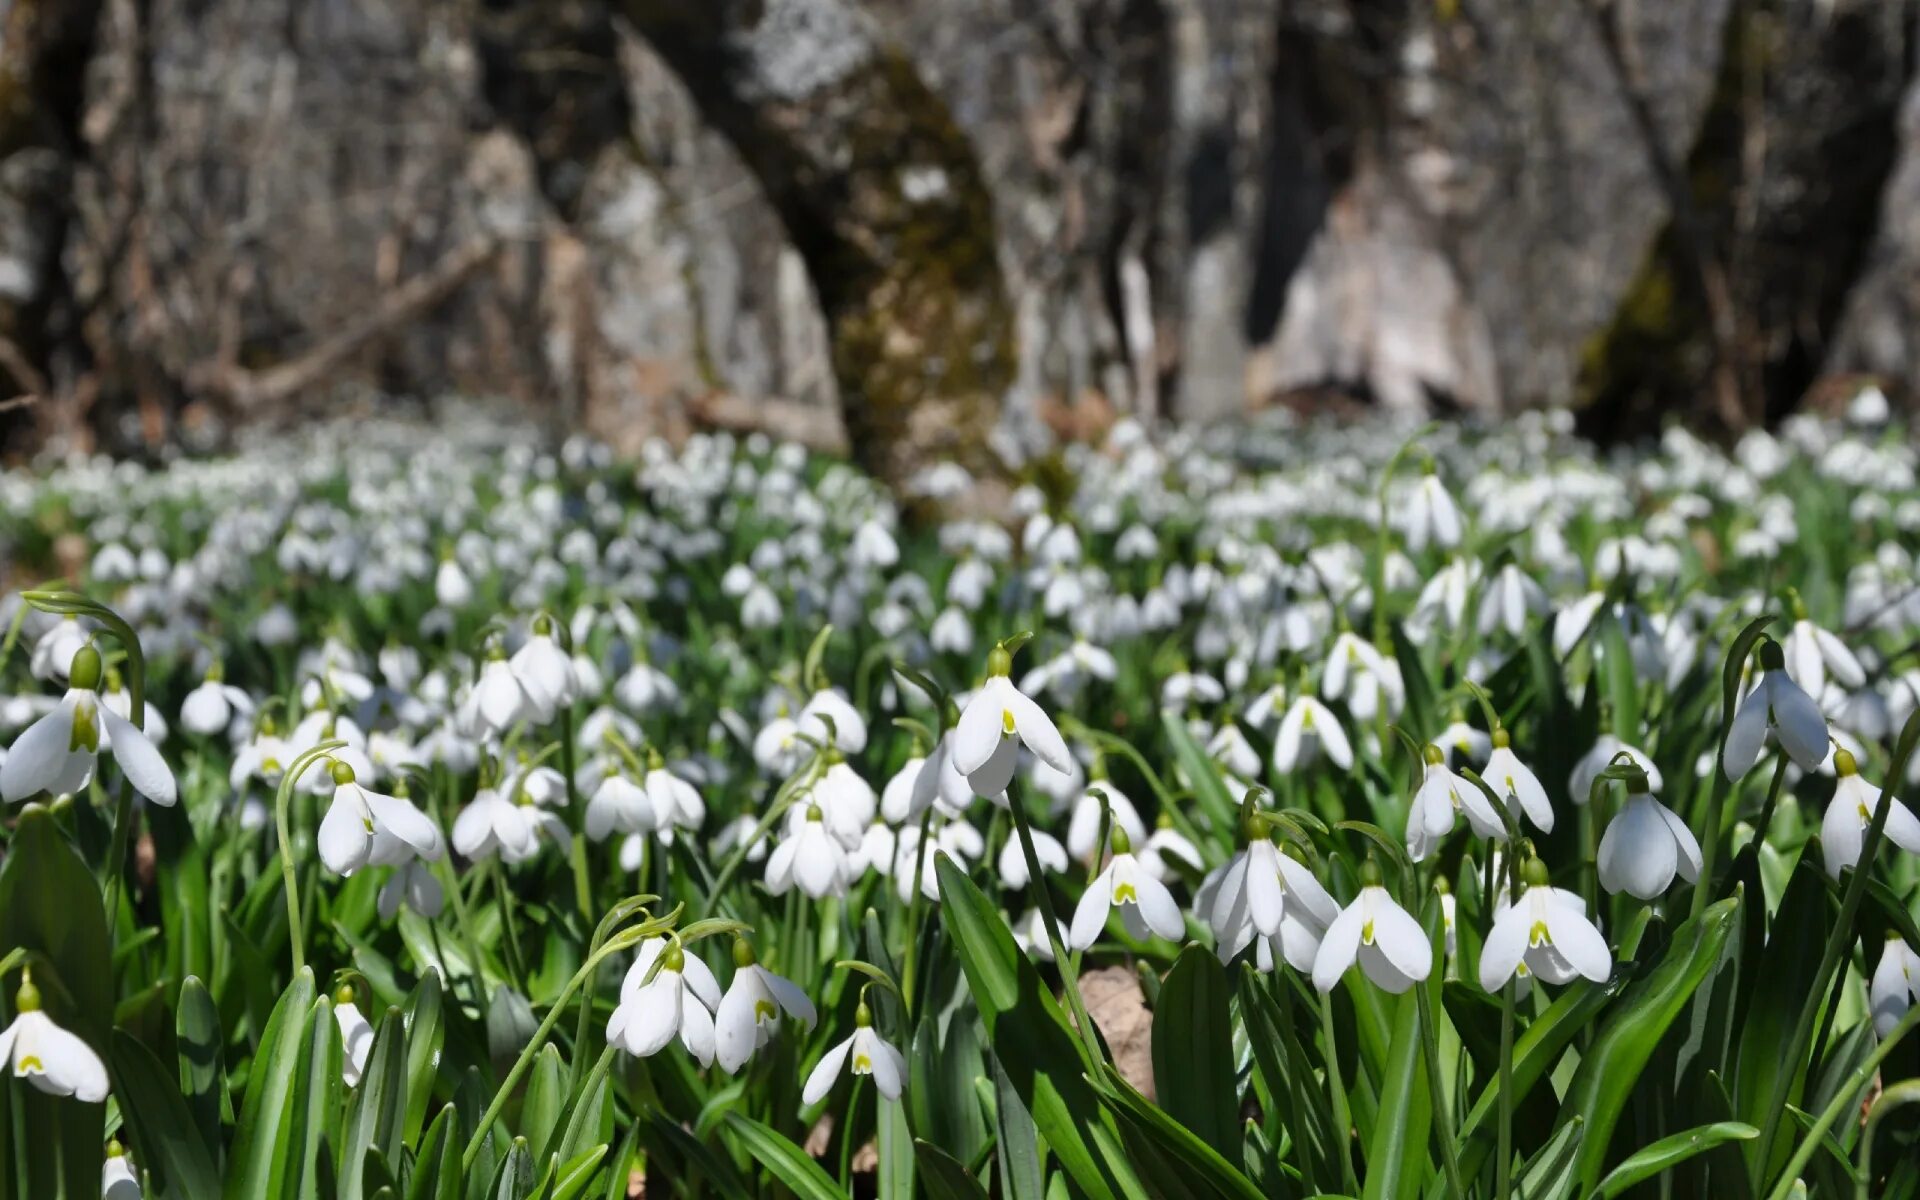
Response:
[1724, 639, 1829, 780]
[29, 618, 89, 683]
[334, 991, 375, 1087]
[1477, 563, 1547, 638]
[1433, 717, 1492, 767]
[508, 616, 578, 721]
[1782, 608, 1865, 698]
[614, 659, 680, 715]
[1484, 729, 1554, 833]
[1065, 782, 1145, 860]
[1870, 935, 1919, 1039]
[645, 757, 707, 832]
[1400, 470, 1463, 554]
[2, 645, 176, 806]
[317, 762, 444, 876]
[1272, 695, 1353, 774]
[585, 772, 655, 842]
[951, 645, 1073, 797]
[1207, 838, 1339, 971]
[1068, 829, 1185, 948]
[377, 860, 444, 920]
[1207, 722, 1262, 779]
[996, 826, 1067, 889]
[1312, 870, 1432, 994]
[102, 1141, 142, 1199]
[452, 782, 568, 864]
[434, 556, 473, 608]
[803, 754, 875, 849]
[1406, 745, 1505, 862]
[0, 973, 108, 1101]
[802, 1003, 906, 1103]
[463, 652, 535, 736]
[179, 669, 254, 737]
[607, 938, 722, 1067]
[1569, 732, 1662, 804]
[766, 806, 853, 899]
[714, 940, 816, 1074]
[880, 753, 931, 824]
[1478, 861, 1611, 993]
[798, 688, 867, 755]
[1819, 749, 1920, 879]
[1597, 789, 1701, 900]
[1140, 824, 1204, 883]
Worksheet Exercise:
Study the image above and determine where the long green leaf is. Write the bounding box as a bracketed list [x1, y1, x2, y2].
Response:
[1592, 1122, 1758, 1199]
[723, 1112, 849, 1200]
[222, 968, 318, 1200]
[109, 1031, 223, 1200]
[915, 1140, 992, 1200]
[1152, 945, 1240, 1165]
[340, 1006, 409, 1200]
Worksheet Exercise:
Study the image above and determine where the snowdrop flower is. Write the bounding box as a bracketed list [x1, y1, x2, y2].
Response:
[2, 645, 176, 806]
[1407, 745, 1505, 862]
[29, 618, 88, 683]
[798, 688, 867, 755]
[179, 666, 253, 737]
[1410, 558, 1476, 642]
[997, 826, 1067, 889]
[1819, 748, 1920, 879]
[645, 753, 707, 831]
[452, 780, 568, 864]
[334, 988, 375, 1087]
[1434, 716, 1492, 767]
[378, 860, 444, 920]
[1477, 563, 1547, 638]
[752, 709, 809, 778]
[317, 761, 443, 876]
[607, 938, 722, 1067]
[1484, 729, 1554, 832]
[1569, 732, 1662, 804]
[1141, 822, 1203, 882]
[1782, 604, 1865, 697]
[879, 753, 931, 824]
[1162, 670, 1224, 708]
[803, 1002, 906, 1103]
[1597, 781, 1701, 900]
[1401, 469, 1463, 553]
[930, 607, 974, 655]
[1272, 694, 1353, 773]
[102, 1141, 141, 1199]
[1069, 828, 1185, 948]
[1724, 640, 1829, 780]
[434, 555, 473, 607]
[1870, 935, 1919, 1038]
[715, 939, 817, 1074]
[1065, 782, 1145, 860]
[1478, 858, 1610, 993]
[1, 972, 108, 1101]
[767, 805, 853, 898]
[952, 644, 1073, 796]
[508, 615, 577, 720]
[909, 731, 976, 817]
[1312, 863, 1432, 993]
[1012, 908, 1068, 961]
[1209, 837, 1339, 970]
[1208, 722, 1262, 778]
[614, 658, 680, 714]
[464, 649, 534, 736]
[585, 771, 655, 841]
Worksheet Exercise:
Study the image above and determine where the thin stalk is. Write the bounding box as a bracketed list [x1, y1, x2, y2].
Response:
[1320, 993, 1360, 1197]
[100, 782, 135, 939]
[839, 1076, 866, 1187]
[1415, 980, 1467, 1200]
[1691, 770, 1732, 918]
[272, 740, 344, 976]
[899, 807, 934, 1014]
[557, 703, 593, 922]
[1007, 780, 1103, 1064]
[1765, 1004, 1920, 1200]
[1497, 980, 1516, 1200]
[1747, 754, 1791, 859]
[492, 862, 530, 994]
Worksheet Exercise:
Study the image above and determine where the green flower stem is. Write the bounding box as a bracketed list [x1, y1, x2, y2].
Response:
[461, 920, 668, 1171]
[839, 1076, 865, 1186]
[273, 740, 346, 976]
[1857, 1078, 1920, 1200]
[1414, 978, 1467, 1200]
[705, 755, 824, 910]
[1764, 1003, 1920, 1200]
[491, 861, 531, 995]
[1007, 779, 1103, 1065]
[556, 703, 593, 923]
[1748, 753, 1792, 858]
[100, 781, 135, 937]
[1496, 979, 1516, 1200]
[899, 806, 934, 1014]
[1319, 992, 1360, 1197]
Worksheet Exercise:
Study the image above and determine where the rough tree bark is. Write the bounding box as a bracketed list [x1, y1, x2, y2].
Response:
[623, 0, 1014, 499]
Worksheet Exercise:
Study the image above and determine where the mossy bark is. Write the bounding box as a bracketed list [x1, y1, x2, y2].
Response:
[625, 0, 1013, 500]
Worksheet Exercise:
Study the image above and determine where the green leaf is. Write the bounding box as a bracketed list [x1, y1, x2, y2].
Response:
[403, 970, 446, 1146]
[521, 1043, 568, 1165]
[340, 1006, 409, 1200]
[991, 1050, 1045, 1200]
[1160, 710, 1239, 850]
[1556, 896, 1741, 1194]
[551, 1145, 609, 1200]
[1361, 988, 1431, 1200]
[177, 975, 228, 1163]
[406, 1103, 464, 1200]
[1733, 861, 1825, 1184]
[109, 1030, 223, 1200]
[1591, 1122, 1758, 1199]
[1089, 1068, 1266, 1200]
[1516, 1117, 1584, 1200]
[489, 1139, 535, 1200]
[281, 993, 344, 1199]
[1151, 946, 1240, 1165]
[223, 968, 318, 1200]
[915, 1140, 993, 1200]
[935, 855, 1136, 1200]
[877, 1094, 914, 1200]
[723, 1112, 850, 1200]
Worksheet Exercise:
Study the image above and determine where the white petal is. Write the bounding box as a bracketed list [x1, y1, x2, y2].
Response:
[1599, 798, 1677, 900]
[1478, 907, 1531, 992]
[365, 791, 442, 858]
[762, 969, 817, 1028]
[1770, 678, 1830, 771]
[1652, 800, 1703, 881]
[1543, 904, 1611, 983]
[13, 1013, 109, 1102]
[1, 705, 78, 803]
[318, 793, 371, 875]
[679, 994, 716, 1066]
[622, 980, 683, 1057]
[1368, 894, 1433, 984]
[1069, 866, 1114, 950]
[1723, 691, 1769, 780]
[952, 681, 1012, 775]
[714, 981, 762, 1074]
[1132, 872, 1185, 941]
[1312, 901, 1366, 993]
[1007, 688, 1072, 775]
[965, 738, 1018, 798]
[802, 1035, 853, 1105]
[1246, 842, 1287, 937]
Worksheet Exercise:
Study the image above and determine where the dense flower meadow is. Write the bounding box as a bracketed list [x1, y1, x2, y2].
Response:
[1, 399, 1918, 1199]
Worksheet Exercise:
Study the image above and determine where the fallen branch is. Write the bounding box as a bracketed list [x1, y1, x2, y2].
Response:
[197, 236, 500, 411]
[690, 391, 849, 456]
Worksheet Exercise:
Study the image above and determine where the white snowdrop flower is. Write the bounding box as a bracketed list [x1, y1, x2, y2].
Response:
[0, 972, 108, 1101]
[1271, 694, 1354, 774]
[1161, 670, 1224, 708]
[316, 761, 443, 876]
[1476, 563, 1547, 639]
[1312, 866, 1433, 993]
[852, 520, 900, 570]
[607, 938, 722, 1067]
[794, 754, 872, 849]
[1484, 729, 1554, 833]
[1478, 859, 1610, 993]
[1068, 828, 1185, 949]
[879, 754, 930, 824]
[378, 642, 422, 692]
[930, 607, 974, 655]
[1401, 470, 1463, 553]
[803, 1002, 906, 1104]
[179, 668, 253, 737]
[798, 688, 867, 755]
[1243, 681, 1288, 730]
[752, 711, 808, 779]
[714, 940, 816, 1074]
[452, 783, 568, 865]
[585, 772, 655, 842]
[645, 756, 707, 831]
[909, 732, 977, 817]
[1140, 824, 1203, 882]
[614, 659, 680, 714]
[253, 604, 299, 648]
[1434, 718, 1491, 767]
[741, 583, 782, 629]
[2, 645, 176, 807]
[946, 558, 995, 611]
[434, 557, 473, 608]
[508, 615, 577, 720]
[1065, 783, 1145, 860]
[102, 1141, 141, 1200]
[711, 815, 769, 865]
[1724, 640, 1829, 780]
[1407, 745, 1505, 862]
[1012, 908, 1068, 961]
[1819, 749, 1920, 879]
[996, 826, 1067, 889]
[377, 860, 444, 920]
[1552, 592, 1607, 658]
[1569, 733, 1662, 804]
[1208, 838, 1339, 970]
[1409, 558, 1477, 643]
[464, 652, 534, 736]
[766, 805, 853, 899]
[29, 618, 89, 683]
[1782, 608, 1865, 697]
[1208, 722, 1262, 779]
[1597, 785, 1702, 900]
[334, 990, 375, 1087]
[854, 821, 898, 877]
[1870, 935, 1919, 1038]
[952, 645, 1073, 797]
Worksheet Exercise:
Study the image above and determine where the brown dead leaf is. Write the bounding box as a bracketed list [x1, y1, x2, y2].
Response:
[1079, 965, 1155, 1098]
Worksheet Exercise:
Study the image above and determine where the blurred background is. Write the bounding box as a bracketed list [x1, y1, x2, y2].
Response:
[0, 0, 1915, 491]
